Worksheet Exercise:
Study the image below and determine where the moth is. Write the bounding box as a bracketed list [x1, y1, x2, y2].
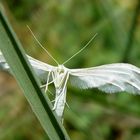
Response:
[0, 28, 140, 120]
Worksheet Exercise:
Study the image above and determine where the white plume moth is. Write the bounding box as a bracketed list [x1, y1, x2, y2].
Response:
[0, 27, 140, 121]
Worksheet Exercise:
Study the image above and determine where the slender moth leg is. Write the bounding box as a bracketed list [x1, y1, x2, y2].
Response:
[40, 71, 56, 89]
[40, 80, 54, 89]
[65, 102, 70, 109]
[51, 100, 55, 103]
[45, 71, 51, 92]
[40, 72, 56, 96]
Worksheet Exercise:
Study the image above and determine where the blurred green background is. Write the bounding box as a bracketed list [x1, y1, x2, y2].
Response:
[0, 0, 140, 140]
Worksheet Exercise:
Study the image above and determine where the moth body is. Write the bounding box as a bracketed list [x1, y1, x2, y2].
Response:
[52, 65, 69, 119]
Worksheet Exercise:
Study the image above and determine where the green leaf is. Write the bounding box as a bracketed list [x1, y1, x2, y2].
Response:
[0, 4, 70, 140]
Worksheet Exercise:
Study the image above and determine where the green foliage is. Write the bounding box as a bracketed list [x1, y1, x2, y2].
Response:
[0, 0, 140, 140]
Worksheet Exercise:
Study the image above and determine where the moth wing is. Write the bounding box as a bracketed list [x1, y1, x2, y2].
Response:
[69, 63, 140, 94]
[0, 52, 56, 83]
[27, 55, 56, 83]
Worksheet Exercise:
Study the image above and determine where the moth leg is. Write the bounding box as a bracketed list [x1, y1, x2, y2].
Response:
[40, 72, 56, 89]
[52, 96, 59, 110]
[40, 72, 54, 90]
[66, 102, 70, 109]
[51, 99, 55, 103]
[40, 80, 54, 89]
[45, 71, 51, 92]
[60, 73, 70, 109]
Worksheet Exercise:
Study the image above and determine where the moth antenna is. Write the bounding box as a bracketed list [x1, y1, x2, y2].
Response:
[27, 25, 59, 65]
[62, 33, 98, 65]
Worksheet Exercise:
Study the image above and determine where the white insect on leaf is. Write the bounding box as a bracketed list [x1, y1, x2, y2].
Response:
[0, 27, 140, 121]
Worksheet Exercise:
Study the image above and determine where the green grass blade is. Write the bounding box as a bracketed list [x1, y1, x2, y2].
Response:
[0, 5, 70, 140]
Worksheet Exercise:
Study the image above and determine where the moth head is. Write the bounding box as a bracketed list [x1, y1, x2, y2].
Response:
[57, 65, 65, 73]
